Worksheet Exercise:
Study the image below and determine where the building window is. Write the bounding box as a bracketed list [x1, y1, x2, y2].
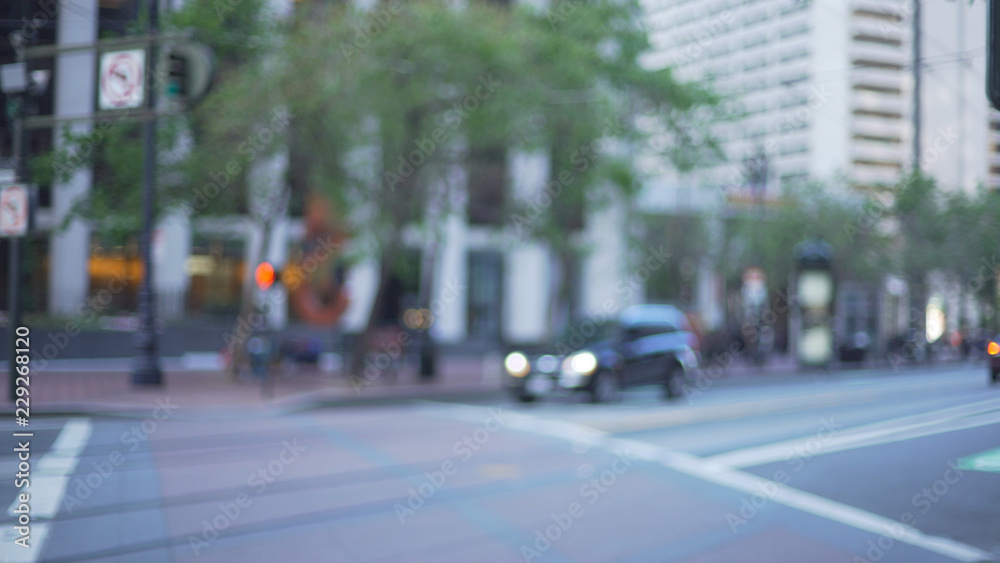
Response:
[854, 34, 902, 48]
[185, 236, 245, 317]
[467, 145, 506, 226]
[853, 84, 902, 96]
[853, 134, 901, 144]
[853, 59, 904, 72]
[854, 109, 903, 120]
[88, 235, 142, 314]
[853, 159, 901, 170]
[467, 251, 503, 342]
[853, 9, 902, 23]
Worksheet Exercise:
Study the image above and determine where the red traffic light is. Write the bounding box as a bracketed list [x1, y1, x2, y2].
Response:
[255, 262, 276, 290]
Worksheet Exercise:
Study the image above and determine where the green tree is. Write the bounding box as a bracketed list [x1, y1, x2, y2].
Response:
[893, 170, 948, 328]
[721, 181, 890, 300]
[40, 0, 725, 378]
[941, 185, 1000, 331]
[208, 0, 725, 373]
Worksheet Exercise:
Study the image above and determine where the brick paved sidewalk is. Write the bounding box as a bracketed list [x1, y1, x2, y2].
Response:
[1, 355, 502, 415]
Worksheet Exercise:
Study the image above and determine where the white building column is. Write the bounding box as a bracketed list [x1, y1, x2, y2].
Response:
[503, 243, 548, 343]
[432, 213, 467, 343]
[581, 195, 631, 317]
[264, 216, 289, 329]
[503, 149, 551, 343]
[48, 0, 97, 315]
[153, 211, 190, 319]
[341, 257, 378, 333]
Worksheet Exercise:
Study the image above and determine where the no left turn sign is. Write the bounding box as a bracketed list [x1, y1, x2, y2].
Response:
[98, 49, 146, 110]
[0, 184, 29, 237]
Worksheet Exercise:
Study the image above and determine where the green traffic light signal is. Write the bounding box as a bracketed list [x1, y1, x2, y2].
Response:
[166, 52, 186, 98]
[160, 42, 215, 106]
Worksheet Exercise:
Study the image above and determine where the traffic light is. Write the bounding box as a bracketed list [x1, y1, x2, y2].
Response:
[165, 51, 186, 99]
[160, 42, 215, 106]
[255, 262, 278, 291]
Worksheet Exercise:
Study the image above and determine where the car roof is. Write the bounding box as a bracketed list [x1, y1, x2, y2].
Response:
[619, 304, 686, 328]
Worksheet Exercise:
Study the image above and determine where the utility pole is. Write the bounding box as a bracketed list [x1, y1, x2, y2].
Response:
[912, 0, 922, 170]
[6, 31, 30, 402]
[132, 0, 162, 385]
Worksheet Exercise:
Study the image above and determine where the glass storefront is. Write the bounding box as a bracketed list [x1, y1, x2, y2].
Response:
[185, 235, 245, 317]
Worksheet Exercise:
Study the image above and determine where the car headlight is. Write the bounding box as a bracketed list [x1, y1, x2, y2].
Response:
[989, 341, 1000, 356]
[504, 352, 530, 377]
[563, 351, 598, 375]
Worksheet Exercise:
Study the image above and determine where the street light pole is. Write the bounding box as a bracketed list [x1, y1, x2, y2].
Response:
[6, 33, 29, 403]
[132, 0, 162, 385]
[6, 111, 23, 401]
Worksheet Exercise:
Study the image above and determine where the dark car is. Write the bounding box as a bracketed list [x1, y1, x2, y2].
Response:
[503, 304, 700, 403]
[988, 335, 1000, 384]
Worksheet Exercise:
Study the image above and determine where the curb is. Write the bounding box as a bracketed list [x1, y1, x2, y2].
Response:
[1, 383, 507, 419]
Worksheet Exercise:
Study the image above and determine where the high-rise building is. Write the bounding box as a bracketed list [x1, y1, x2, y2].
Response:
[637, 0, 994, 348]
[639, 0, 992, 195]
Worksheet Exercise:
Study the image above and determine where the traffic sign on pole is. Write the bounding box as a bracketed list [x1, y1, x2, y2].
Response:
[0, 184, 29, 237]
[98, 49, 146, 110]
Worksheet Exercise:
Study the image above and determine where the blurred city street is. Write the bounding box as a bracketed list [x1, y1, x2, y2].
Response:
[2, 364, 998, 563]
[4, 0, 1000, 560]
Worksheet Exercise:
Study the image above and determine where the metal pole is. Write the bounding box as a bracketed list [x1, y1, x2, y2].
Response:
[912, 0, 922, 170]
[7, 233, 20, 402]
[7, 33, 28, 401]
[132, 0, 162, 385]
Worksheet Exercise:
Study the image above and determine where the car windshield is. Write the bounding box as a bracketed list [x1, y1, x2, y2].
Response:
[548, 319, 618, 351]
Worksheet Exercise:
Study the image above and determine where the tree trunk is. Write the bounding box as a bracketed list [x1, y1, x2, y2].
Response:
[347, 237, 399, 385]
[547, 248, 574, 339]
[416, 237, 438, 379]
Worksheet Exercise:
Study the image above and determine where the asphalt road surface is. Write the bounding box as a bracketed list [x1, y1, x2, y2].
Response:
[1, 364, 998, 562]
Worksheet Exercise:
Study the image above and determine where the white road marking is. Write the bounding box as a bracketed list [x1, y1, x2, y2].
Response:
[424, 402, 995, 562]
[2, 418, 92, 563]
[656, 448, 993, 563]
[707, 398, 1000, 468]
[572, 376, 992, 433]
[0, 523, 49, 563]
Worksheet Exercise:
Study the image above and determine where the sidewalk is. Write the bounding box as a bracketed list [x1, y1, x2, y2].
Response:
[3, 352, 977, 417]
[1, 355, 503, 416]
